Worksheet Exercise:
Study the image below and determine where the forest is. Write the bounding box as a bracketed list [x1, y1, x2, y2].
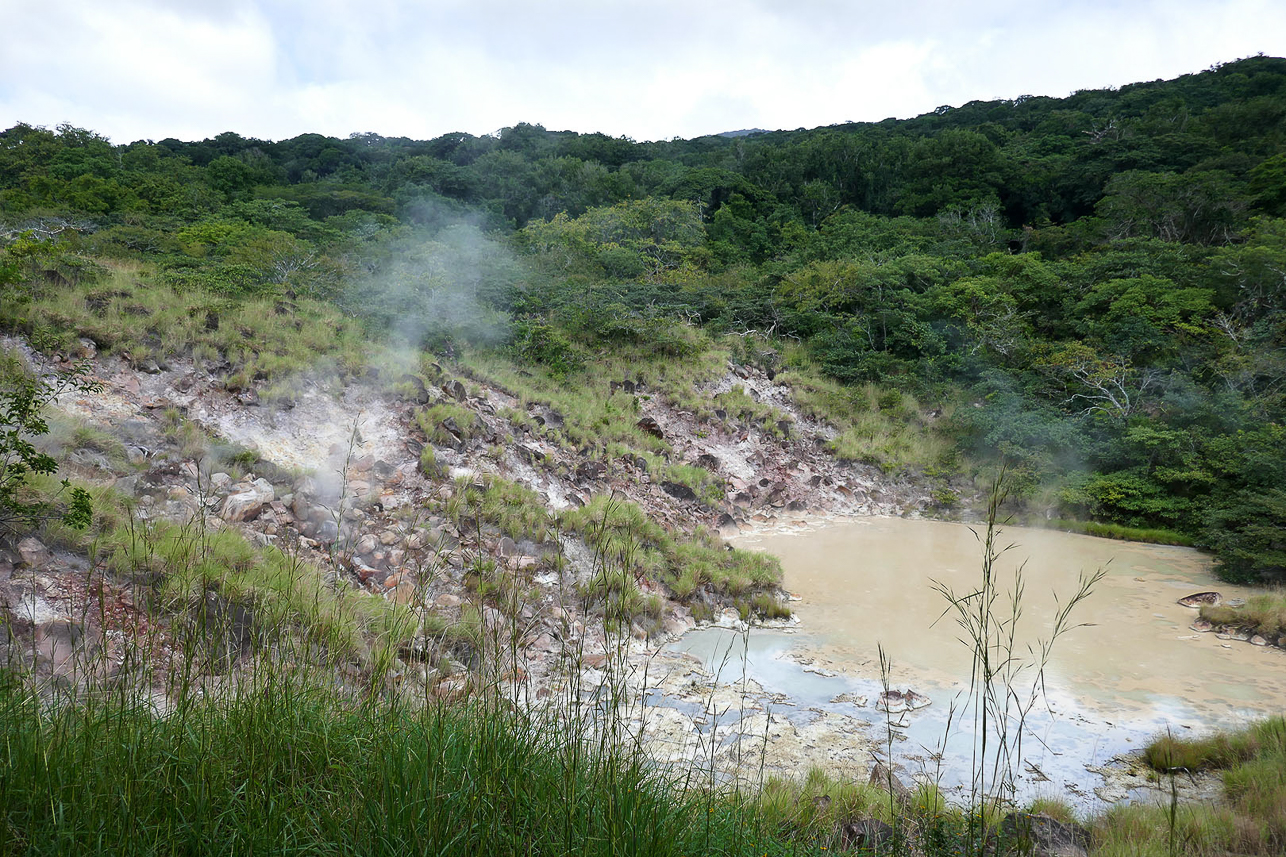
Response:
[2, 55, 1285, 583]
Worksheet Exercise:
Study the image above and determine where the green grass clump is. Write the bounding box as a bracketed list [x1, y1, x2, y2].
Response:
[417, 402, 479, 446]
[1045, 518, 1195, 546]
[560, 495, 783, 616]
[777, 365, 950, 473]
[1200, 594, 1286, 641]
[1143, 718, 1286, 773]
[101, 516, 414, 665]
[0, 261, 369, 385]
[444, 474, 551, 543]
[0, 670, 839, 857]
[1122, 719, 1286, 856]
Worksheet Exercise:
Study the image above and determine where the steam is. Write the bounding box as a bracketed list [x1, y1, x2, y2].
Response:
[339, 200, 521, 357]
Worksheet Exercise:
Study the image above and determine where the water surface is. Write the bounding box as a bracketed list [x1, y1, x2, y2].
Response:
[670, 517, 1286, 806]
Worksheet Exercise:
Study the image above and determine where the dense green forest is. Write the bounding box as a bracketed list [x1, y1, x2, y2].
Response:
[3, 56, 1285, 583]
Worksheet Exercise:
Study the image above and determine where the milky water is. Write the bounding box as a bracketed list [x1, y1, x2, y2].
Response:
[669, 517, 1286, 808]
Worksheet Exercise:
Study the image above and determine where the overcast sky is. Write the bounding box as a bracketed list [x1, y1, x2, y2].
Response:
[3, 0, 1285, 145]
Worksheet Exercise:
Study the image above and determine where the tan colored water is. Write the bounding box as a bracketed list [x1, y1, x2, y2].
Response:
[735, 517, 1286, 725]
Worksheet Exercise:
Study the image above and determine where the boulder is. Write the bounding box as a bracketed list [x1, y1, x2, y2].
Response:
[661, 481, 697, 502]
[636, 416, 664, 439]
[354, 533, 379, 556]
[1178, 591, 1222, 608]
[868, 760, 912, 805]
[16, 537, 51, 568]
[220, 478, 274, 522]
[694, 453, 720, 471]
[839, 819, 895, 853]
[877, 689, 931, 713]
[575, 460, 606, 482]
[996, 812, 1090, 857]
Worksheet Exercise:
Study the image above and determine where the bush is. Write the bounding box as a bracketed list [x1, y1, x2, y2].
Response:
[0, 352, 96, 539]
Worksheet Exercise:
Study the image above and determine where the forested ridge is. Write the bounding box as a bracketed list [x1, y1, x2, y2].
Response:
[3, 55, 1286, 582]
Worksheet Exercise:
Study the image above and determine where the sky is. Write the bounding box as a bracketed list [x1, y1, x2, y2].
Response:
[3, 0, 1285, 145]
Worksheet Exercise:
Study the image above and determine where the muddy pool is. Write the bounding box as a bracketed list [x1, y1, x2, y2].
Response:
[665, 517, 1286, 809]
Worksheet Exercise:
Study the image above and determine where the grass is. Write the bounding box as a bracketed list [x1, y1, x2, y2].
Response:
[417, 402, 480, 446]
[561, 494, 784, 623]
[443, 473, 552, 543]
[776, 361, 953, 473]
[1044, 518, 1196, 547]
[0, 663, 862, 857]
[1200, 593, 1286, 641]
[0, 260, 369, 387]
[1114, 719, 1286, 856]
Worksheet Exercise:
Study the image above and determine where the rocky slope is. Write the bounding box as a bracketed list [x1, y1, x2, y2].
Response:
[1, 338, 945, 780]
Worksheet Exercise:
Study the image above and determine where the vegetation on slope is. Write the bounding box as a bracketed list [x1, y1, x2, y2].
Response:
[5, 57, 1286, 580]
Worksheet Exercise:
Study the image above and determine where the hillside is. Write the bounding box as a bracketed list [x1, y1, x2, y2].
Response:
[3, 54, 1286, 856]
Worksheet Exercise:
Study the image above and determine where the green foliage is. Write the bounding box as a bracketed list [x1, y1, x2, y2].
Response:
[0, 352, 97, 538]
[0, 674, 839, 857]
[510, 315, 584, 379]
[561, 495, 782, 610]
[3, 58, 1286, 582]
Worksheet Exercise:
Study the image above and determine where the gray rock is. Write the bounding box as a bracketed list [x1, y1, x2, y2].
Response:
[661, 481, 697, 502]
[1178, 591, 1222, 608]
[16, 537, 50, 568]
[219, 478, 274, 522]
[839, 818, 895, 853]
[996, 812, 1090, 857]
[314, 519, 339, 544]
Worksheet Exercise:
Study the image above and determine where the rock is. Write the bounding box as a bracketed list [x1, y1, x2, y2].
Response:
[498, 536, 518, 557]
[716, 512, 739, 535]
[575, 460, 606, 482]
[379, 529, 399, 546]
[516, 444, 545, 464]
[996, 812, 1090, 857]
[868, 760, 912, 805]
[219, 478, 274, 522]
[661, 481, 697, 502]
[440, 416, 463, 442]
[314, 519, 339, 544]
[1251, 634, 1270, 646]
[1190, 618, 1215, 632]
[636, 416, 664, 439]
[1178, 591, 1222, 608]
[210, 472, 232, 491]
[16, 537, 51, 568]
[354, 533, 379, 556]
[839, 819, 895, 853]
[877, 689, 931, 713]
[34, 620, 86, 669]
[354, 562, 383, 584]
[435, 593, 463, 608]
[694, 453, 719, 471]
[450, 380, 467, 402]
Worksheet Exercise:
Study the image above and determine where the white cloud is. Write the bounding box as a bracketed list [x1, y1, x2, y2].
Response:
[1, 0, 1283, 143]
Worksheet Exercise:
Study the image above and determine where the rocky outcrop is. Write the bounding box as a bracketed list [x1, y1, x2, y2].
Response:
[220, 477, 275, 522]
